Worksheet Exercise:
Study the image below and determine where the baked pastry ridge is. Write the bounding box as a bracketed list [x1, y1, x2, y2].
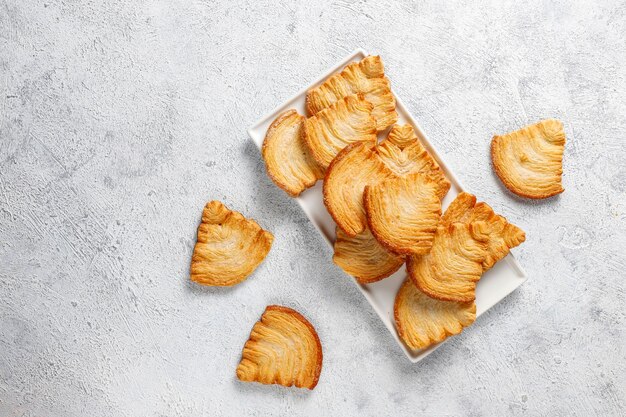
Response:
[491, 119, 565, 199]
[441, 192, 526, 271]
[365, 172, 442, 255]
[236, 305, 323, 389]
[407, 221, 489, 302]
[333, 227, 404, 284]
[375, 124, 450, 200]
[394, 279, 476, 350]
[305, 55, 398, 131]
[190, 201, 273, 286]
[262, 109, 324, 197]
[303, 93, 377, 171]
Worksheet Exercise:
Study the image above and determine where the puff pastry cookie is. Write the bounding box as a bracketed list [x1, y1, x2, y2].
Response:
[305, 55, 398, 131]
[491, 119, 566, 199]
[236, 305, 323, 389]
[407, 222, 489, 302]
[303, 93, 377, 171]
[376, 124, 450, 199]
[324, 124, 450, 237]
[365, 173, 442, 255]
[333, 227, 404, 284]
[262, 110, 324, 197]
[442, 192, 526, 271]
[323, 142, 394, 236]
[394, 279, 476, 350]
[190, 201, 273, 286]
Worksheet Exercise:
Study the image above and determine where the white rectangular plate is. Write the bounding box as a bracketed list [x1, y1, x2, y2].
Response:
[248, 49, 527, 363]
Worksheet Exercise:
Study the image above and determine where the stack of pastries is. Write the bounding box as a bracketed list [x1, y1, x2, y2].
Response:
[262, 55, 565, 351]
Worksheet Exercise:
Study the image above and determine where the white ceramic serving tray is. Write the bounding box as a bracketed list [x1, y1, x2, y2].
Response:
[248, 49, 527, 363]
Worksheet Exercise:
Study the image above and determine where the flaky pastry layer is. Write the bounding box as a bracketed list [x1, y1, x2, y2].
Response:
[236, 305, 323, 389]
[190, 201, 273, 286]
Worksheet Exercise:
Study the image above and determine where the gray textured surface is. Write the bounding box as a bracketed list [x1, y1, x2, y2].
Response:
[1, 1, 625, 416]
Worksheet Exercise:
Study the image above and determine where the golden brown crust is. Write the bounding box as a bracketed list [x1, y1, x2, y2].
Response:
[442, 192, 526, 271]
[375, 125, 451, 200]
[407, 222, 489, 302]
[323, 142, 394, 236]
[394, 279, 476, 350]
[236, 305, 323, 389]
[302, 94, 377, 171]
[364, 173, 442, 255]
[190, 201, 273, 286]
[393, 278, 476, 350]
[262, 110, 324, 197]
[333, 227, 404, 284]
[491, 119, 566, 199]
[305, 55, 398, 131]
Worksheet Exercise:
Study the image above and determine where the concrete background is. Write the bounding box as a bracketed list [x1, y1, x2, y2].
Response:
[1, 1, 625, 416]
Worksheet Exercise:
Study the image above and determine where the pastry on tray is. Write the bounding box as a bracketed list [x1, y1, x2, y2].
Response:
[262, 109, 324, 197]
[305, 55, 397, 131]
[394, 279, 476, 350]
[236, 305, 323, 389]
[332, 227, 404, 284]
[303, 93, 377, 171]
[407, 222, 489, 303]
[441, 192, 526, 271]
[365, 172, 442, 256]
[491, 119, 565, 199]
[324, 124, 450, 237]
[190, 201, 273, 286]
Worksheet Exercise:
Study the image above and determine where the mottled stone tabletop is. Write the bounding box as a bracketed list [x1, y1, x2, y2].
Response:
[1, 1, 625, 416]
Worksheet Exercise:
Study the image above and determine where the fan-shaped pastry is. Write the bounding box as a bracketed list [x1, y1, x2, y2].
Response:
[236, 305, 322, 389]
[394, 279, 476, 350]
[441, 192, 526, 270]
[333, 227, 404, 284]
[303, 93, 377, 170]
[365, 173, 442, 255]
[305, 55, 398, 131]
[262, 110, 324, 197]
[324, 142, 394, 236]
[407, 222, 489, 302]
[376, 124, 450, 200]
[190, 201, 273, 286]
[491, 119, 566, 199]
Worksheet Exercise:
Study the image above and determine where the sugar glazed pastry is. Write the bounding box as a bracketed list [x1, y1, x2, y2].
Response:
[262, 110, 324, 197]
[324, 124, 449, 237]
[303, 93, 378, 170]
[332, 227, 404, 284]
[441, 192, 526, 271]
[365, 172, 442, 256]
[491, 119, 566, 199]
[394, 279, 476, 350]
[407, 222, 489, 302]
[236, 305, 323, 389]
[190, 201, 273, 286]
[305, 55, 398, 131]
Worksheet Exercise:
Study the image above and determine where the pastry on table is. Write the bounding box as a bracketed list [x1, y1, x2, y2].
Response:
[491, 119, 565, 199]
[190, 201, 273, 286]
[236, 305, 323, 389]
